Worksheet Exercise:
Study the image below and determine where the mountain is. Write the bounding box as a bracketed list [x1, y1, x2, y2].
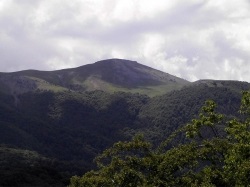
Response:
[0, 59, 250, 186]
[0, 59, 189, 97]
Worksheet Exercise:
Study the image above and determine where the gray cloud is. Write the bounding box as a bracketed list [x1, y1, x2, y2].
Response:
[0, 0, 250, 82]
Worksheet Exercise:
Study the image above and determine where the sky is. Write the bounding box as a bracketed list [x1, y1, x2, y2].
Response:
[0, 0, 250, 82]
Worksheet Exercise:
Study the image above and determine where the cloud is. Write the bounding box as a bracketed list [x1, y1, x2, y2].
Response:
[0, 0, 250, 82]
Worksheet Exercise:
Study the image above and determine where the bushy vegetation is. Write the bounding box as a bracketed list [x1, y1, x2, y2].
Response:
[69, 91, 250, 187]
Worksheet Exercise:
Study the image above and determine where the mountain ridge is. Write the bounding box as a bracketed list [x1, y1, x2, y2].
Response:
[0, 59, 190, 97]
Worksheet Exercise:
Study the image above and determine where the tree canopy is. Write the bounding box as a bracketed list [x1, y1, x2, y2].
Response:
[69, 91, 250, 187]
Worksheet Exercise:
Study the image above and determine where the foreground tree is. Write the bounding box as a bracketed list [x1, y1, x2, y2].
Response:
[69, 92, 250, 187]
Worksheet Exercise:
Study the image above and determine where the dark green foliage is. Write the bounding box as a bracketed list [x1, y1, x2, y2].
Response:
[0, 90, 149, 186]
[0, 146, 68, 187]
[69, 92, 250, 187]
[138, 84, 245, 143]
[0, 80, 249, 186]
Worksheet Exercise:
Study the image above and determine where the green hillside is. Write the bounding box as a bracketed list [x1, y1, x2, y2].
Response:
[0, 60, 250, 186]
[137, 80, 250, 143]
[0, 90, 150, 185]
[69, 91, 250, 186]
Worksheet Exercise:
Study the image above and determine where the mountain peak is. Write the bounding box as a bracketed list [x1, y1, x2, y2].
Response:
[0, 59, 190, 96]
[92, 59, 139, 71]
[95, 58, 138, 65]
[85, 58, 189, 88]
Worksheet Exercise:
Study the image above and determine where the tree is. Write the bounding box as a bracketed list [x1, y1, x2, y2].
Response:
[69, 92, 250, 187]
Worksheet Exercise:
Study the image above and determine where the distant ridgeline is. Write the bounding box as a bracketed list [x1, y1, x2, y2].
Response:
[0, 59, 249, 186]
[0, 59, 190, 97]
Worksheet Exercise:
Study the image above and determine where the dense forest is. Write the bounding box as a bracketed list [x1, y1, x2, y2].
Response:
[69, 91, 250, 186]
[0, 80, 250, 186]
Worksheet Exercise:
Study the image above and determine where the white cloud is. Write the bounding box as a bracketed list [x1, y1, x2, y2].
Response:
[0, 0, 250, 82]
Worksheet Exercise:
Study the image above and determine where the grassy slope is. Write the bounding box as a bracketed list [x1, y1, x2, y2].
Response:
[0, 59, 190, 97]
[81, 75, 188, 97]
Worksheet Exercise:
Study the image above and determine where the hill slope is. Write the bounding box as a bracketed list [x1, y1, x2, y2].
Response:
[137, 80, 250, 143]
[0, 59, 189, 97]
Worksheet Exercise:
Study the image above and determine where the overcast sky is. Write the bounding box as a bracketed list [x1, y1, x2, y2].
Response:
[0, 0, 250, 82]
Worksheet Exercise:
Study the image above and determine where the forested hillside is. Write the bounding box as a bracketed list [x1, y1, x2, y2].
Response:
[70, 91, 250, 186]
[0, 61, 250, 186]
[0, 90, 150, 186]
[137, 80, 250, 143]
